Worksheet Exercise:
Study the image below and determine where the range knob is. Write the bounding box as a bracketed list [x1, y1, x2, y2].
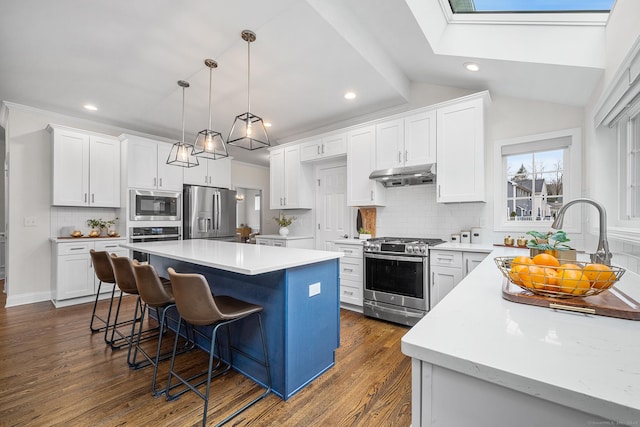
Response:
[374, 243, 381, 252]
[418, 245, 427, 254]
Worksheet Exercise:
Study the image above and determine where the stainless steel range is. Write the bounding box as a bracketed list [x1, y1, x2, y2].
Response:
[363, 237, 444, 326]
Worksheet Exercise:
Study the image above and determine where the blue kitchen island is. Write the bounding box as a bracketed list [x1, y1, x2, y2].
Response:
[120, 239, 342, 400]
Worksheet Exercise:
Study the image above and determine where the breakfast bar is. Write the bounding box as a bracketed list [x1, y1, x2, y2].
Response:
[120, 239, 342, 400]
[402, 246, 640, 426]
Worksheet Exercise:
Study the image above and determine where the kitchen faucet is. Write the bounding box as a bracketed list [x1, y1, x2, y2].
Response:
[551, 198, 613, 266]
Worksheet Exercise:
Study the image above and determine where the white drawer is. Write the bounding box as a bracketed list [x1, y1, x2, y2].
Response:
[58, 242, 92, 255]
[339, 258, 362, 281]
[340, 280, 363, 305]
[335, 244, 363, 259]
[94, 239, 126, 252]
[430, 250, 463, 268]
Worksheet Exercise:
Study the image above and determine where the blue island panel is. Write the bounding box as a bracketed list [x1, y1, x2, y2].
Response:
[150, 255, 340, 400]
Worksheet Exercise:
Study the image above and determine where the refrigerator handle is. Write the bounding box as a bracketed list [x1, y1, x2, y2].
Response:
[216, 192, 221, 230]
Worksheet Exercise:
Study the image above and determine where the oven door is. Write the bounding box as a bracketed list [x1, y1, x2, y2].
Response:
[364, 252, 428, 311]
[130, 190, 181, 221]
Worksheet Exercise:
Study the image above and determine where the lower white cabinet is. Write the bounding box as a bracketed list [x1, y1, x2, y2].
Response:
[255, 236, 314, 249]
[51, 239, 127, 304]
[334, 242, 364, 308]
[430, 249, 487, 309]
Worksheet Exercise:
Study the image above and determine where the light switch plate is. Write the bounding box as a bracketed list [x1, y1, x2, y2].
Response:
[309, 282, 321, 297]
[24, 216, 37, 227]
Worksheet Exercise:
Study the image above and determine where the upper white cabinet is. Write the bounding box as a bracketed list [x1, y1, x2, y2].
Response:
[347, 125, 385, 206]
[49, 125, 120, 207]
[375, 111, 436, 170]
[269, 145, 313, 209]
[436, 94, 489, 203]
[124, 135, 183, 191]
[184, 157, 231, 188]
[300, 132, 347, 163]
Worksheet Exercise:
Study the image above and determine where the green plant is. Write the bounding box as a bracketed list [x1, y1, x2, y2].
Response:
[526, 230, 572, 251]
[358, 227, 371, 235]
[273, 213, 295, 227]
[86, 217, 118, 230]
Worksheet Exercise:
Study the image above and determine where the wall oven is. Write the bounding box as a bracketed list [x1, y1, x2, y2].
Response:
[363, 237, 443, 327]
[129, 226, 181, 263]
[130, 189, 181, 221]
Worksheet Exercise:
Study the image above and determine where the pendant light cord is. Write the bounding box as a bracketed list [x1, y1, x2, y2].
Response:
[247, 37, 251, 114]
[207, 66, 213, 130]
[181, 85, 186, 143]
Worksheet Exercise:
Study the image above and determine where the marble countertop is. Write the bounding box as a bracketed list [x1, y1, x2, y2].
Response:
[433, 241, 508, 253]
[402, 246, 640, 423]
[255, 234, 314, 240]
[331, 239, 365, 245]
[120, 239, 341, 275]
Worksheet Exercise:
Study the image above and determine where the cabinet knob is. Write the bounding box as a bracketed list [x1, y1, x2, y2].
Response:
[153, 177, 157, 187]
[159, 178, 163, 187]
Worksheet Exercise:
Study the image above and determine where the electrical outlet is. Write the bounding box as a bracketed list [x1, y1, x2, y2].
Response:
[24, 216, 37, 227]
[309, 282, 321, 297]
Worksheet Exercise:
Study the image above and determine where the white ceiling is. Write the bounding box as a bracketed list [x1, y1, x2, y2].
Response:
[0, 0, 608, 166]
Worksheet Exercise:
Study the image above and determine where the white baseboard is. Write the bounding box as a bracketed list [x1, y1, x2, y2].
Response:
[5, 291, 53, 308]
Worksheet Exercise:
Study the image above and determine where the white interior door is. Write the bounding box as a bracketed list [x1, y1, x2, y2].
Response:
[315, 163, 350, 250]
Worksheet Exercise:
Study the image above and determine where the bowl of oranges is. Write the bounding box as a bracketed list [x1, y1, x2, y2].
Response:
[495, 253, 626, 298]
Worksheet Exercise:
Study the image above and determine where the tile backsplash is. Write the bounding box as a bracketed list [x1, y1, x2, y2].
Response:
[50, 206, 122, 238]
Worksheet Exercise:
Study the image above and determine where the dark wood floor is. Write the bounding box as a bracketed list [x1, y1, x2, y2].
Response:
[0, 282, 412, 426]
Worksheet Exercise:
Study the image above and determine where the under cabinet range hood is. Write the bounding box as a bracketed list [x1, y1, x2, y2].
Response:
[369, 164, 436, 187]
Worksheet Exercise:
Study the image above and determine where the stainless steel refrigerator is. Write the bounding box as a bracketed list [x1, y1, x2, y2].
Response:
[183, 185, 237, 241]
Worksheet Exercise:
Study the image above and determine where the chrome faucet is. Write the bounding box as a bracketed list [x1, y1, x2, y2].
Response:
[551, 198, 612, 266]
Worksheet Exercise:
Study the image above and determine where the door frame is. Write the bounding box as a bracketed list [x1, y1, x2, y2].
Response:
[314, 159, 353, 250]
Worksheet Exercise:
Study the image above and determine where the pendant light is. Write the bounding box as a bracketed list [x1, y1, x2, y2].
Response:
[167, 80, 199, 168]
[192, 59, 229, 160]
[227, 30, 270, 150]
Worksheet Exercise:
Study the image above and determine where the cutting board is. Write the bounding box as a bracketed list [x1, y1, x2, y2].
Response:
[502, 279, 640, 320]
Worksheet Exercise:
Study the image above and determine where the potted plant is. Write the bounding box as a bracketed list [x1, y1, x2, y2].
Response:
[273, 213, 296, 236]
[86, 217, 118, 237]
[358, 227, 372, 240]
[526, 230, 576, 263]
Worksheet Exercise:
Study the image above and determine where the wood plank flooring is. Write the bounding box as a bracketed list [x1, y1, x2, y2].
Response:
[0, 282, 412, 426]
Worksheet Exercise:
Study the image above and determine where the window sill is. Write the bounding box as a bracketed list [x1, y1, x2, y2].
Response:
[495, 221, 580, 234]
[608, 227, 640, 245]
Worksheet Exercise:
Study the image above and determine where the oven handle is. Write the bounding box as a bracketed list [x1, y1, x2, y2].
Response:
[364, 253, 424, 263]
[130, 234, 181, 240]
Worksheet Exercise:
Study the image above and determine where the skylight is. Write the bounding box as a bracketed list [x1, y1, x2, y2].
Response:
[448, 0, 615, 13]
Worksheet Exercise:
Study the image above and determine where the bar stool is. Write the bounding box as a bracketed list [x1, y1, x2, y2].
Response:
[89, 250, 118, 333]
[108, 254, 163, 350]
[130, 262, 192, 396]
[165, 268, 272, 427]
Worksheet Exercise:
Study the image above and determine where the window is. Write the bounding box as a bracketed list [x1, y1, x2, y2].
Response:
[494, 128, 582, 232]
[448, 0, 614, 13]
[617, 100, 640, 221]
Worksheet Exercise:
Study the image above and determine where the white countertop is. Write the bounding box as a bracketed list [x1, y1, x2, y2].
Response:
[120, 239, 341, 275]
[432, 241, 507, 253]
[255, 234, 314, 240]
[331, 239, 365, 245]
[402, 246, 640, 423]
[50, 236, 126, 243]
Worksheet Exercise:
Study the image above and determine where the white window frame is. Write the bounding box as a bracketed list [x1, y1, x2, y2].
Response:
[493, 128, 582, 233]
[608, 99, 640, 243]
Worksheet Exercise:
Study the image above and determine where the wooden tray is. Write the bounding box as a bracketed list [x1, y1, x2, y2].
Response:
[502, 279, 640, 320]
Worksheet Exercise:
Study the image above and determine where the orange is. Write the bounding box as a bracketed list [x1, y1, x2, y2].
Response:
[557, 265, 591, 295]
[511, 256, 534, 266]
[532, 253, 560, 269]
[509, 264, 528, 286]
[542, 268, 559, 292]
[583, 264, 616, 289]
[520, 265, 546, 290]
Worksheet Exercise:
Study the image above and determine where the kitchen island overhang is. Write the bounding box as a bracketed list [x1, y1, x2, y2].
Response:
[402, 246, 640, 426]
[120, 239, 343, 400]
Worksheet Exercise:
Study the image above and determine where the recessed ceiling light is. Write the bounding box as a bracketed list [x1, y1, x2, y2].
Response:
[464, 62, 480, 72]
[83, 104, 98, 111]
[264, 122, 272, 128]
[344, 92, 356, 100]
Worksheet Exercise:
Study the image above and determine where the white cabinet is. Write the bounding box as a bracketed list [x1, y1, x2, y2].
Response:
[49, 125, 120, 207]
[255, 236, 314, 249]
[436, 95, 488, 203]
[347, 125, 385, 206]
[124, 135, 183, 191]
[183, 157, 231, 188]
[430, 249, 487, 309]
[375, 111, 436, 170]
[300, 133, 347, 162]
[51, 239, 127, 304]
[334, 243, 364, 308]
[269, 145, 313, 209]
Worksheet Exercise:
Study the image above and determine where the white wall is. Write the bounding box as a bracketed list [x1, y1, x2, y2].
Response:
[230, 161, 280, 236]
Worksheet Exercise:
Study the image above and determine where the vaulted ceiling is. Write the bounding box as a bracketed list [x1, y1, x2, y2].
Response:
[0, 0, 609, 166]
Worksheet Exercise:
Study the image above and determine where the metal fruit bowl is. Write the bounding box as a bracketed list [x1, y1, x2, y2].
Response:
[494, 256, 626, 298]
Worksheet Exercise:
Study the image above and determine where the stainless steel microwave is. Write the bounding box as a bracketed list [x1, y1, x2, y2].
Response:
[129, 189, 181, 221]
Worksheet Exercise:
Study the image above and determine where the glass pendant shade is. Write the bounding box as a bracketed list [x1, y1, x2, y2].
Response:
[227, 30, 270, 150]
[227, 112, 270, 150]
[167, 80, 199, 168]
[192, 59, 229, 160]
